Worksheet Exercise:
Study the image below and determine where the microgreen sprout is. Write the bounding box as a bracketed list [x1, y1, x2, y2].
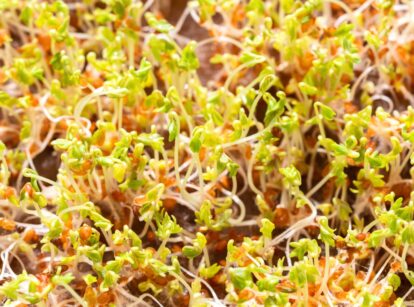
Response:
[1, 0, 414, 306]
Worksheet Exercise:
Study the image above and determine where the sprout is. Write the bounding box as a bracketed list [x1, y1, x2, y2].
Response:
[0, 0, 413, 305]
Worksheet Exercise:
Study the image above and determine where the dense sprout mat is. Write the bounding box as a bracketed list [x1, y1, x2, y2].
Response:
[2, 0, 414, 306]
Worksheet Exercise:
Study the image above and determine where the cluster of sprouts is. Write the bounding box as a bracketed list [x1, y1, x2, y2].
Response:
[1, 0, 414, 306]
